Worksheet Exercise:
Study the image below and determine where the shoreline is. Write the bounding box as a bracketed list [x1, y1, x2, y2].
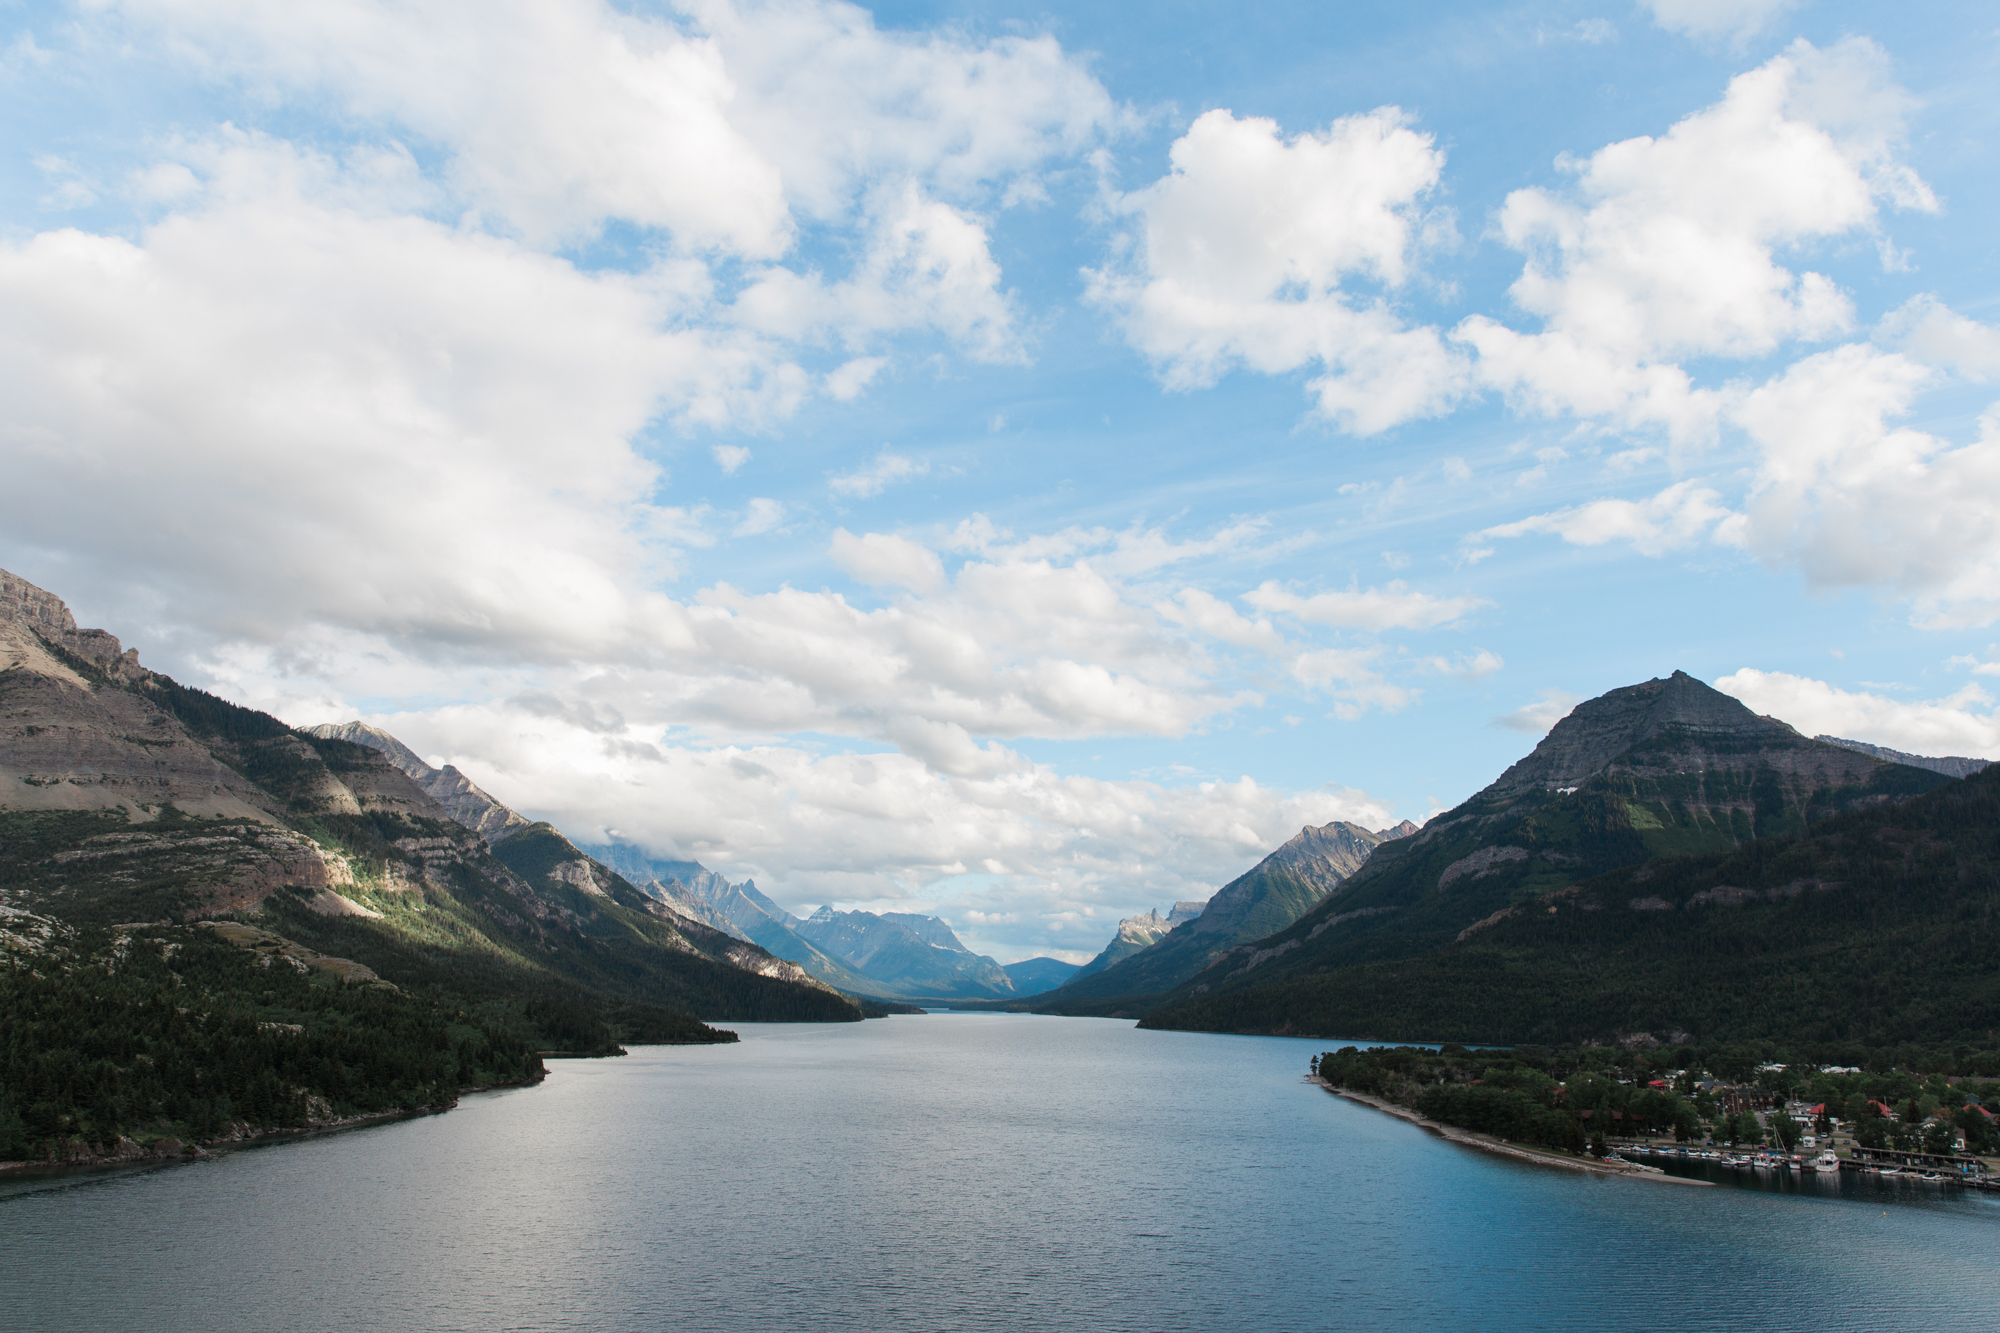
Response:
[0, 1074, 543, 1178]
[1314, 1078, 1713, 1187]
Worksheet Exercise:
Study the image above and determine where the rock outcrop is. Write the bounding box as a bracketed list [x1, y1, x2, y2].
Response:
[1815, 735, 1991, 779]
[303, 721, 530, 842]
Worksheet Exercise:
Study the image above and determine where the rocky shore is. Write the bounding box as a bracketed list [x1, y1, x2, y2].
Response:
[1314, 1077, 1712, 1186]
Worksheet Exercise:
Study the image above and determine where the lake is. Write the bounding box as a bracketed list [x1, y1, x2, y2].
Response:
[3, 1012, 1997, 1332]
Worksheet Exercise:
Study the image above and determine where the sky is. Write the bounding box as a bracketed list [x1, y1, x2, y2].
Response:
[4, 1, 1999, 964]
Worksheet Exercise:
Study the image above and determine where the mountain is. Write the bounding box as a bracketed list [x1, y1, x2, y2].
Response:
[1001, 957, 1080, 996]
[291, 728, 893, 1011]
[794, 907, 1016, 999]
[303, 721, 529, 841]
[1037, 820, 1397, 1011]
[1069, 903, 1205, 980]
[1140, 670, 1955, 1035]
[578, 842, 893, 997]
[0, 569, 862, 1043]
[1141, 748, 2000, 1048]
[1815, 735, 1990, 779]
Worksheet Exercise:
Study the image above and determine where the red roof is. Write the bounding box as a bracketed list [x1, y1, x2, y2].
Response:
[1647, 1080, 1670, 1089]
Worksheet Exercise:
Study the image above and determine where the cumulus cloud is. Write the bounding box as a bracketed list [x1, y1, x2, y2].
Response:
[1085, 107, 1466, 433]
[1877, 296, 2000, 381]
[0, 142, 737, 654]
[1714, 669, 2000, 758]
[1730, 346, 2000, 627]
[712, 444, 751, 474]
[1493, 688, 1583, 734]
[1456, 39, 1933, 443]
[101, 0, 1119, 249]
[829, 529, 945, 593]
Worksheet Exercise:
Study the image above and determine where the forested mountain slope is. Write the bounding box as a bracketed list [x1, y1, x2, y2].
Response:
[1142, 753, 2000, 1046]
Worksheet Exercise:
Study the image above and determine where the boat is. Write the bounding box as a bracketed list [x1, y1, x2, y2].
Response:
[1920, 1171, 1945, 1184]
[1877, 1167, 1901, 1177]
[1814, 1151, 1841, 1174]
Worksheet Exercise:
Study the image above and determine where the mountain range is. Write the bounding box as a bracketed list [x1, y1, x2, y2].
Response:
[579, 841, 1057, 1001]
[1026, 817, 1420, 1016]
[1, 568, 863, 1050]
[1132, 671, 1988, 1045]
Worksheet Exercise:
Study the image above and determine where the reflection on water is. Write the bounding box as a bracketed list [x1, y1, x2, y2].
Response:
[2, 1013, 1997, 1333]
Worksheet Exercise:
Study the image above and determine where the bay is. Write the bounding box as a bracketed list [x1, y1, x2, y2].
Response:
[3, 1012, 1996, 1332]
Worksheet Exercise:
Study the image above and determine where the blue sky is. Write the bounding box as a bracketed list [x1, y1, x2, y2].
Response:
[4, 1, 1998, 961]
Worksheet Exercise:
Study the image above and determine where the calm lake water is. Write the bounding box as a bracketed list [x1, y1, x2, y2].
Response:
[3, 1012, 1997, 1332]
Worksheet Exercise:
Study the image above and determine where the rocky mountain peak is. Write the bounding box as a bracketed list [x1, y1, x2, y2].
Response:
[303, 721, 529, 843]
[1489, 670, 1800, 795]
[1, 567, 147, 679]
[2, 567, 77, 637]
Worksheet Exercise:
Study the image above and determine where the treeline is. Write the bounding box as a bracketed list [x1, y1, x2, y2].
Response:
[0, 925, 543, 1164]
[1314, 1042, 2000, 1156]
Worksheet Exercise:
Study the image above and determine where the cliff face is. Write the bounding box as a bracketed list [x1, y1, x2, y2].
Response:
[1816, 735, 1991, 779]
[303, 721, 530, 842]
[1146, 670, 1955, 1023]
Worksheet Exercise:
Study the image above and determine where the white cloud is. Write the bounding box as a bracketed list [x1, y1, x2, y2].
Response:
[732, 181, 1024, 362]
[1494, 689, 1582, 734]
[76, 0, 1122, 417]
[0, 145, 742, 656]
[1422, 649, 1505, 682]
[324, 696, 1398, 959]
[103, 0, 1119, 251]
[712, 444, 751, 475]
[1714, 669, 2000, 758]
[1244, 580, 1486, 630]
[1085, 107, 1466, 434]
[1474, 343, 2000, 628]
[830, 451, 929, 498]
[1287, 647, 1413, 719]
[1156, 589, 1286, 655]
[1644, 0, 1797, 44]
[733, 497, 785, 537]
[824, 355, 887, 401]
[828, 529, 944, 593]
[1729, 348, 2000, 627]
[1456, 39, 1933, 443]
[1877, 296, 2000, 382]
[1477, 479, 1740, 557]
